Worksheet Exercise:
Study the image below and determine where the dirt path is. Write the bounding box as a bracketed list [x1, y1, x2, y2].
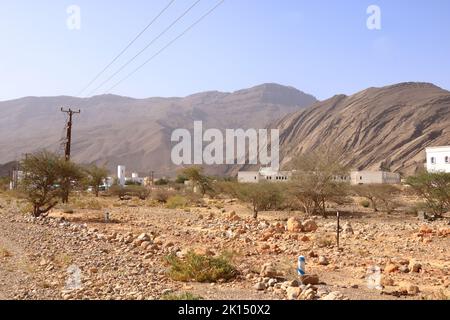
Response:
[0, 217, 42, 299]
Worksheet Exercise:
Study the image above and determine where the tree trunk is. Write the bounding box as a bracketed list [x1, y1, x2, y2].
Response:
[370, 198, 378, 212]
[253, 203, 258, 219]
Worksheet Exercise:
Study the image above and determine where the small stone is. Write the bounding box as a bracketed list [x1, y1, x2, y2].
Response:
[318, 256, 329, 266]
[286, 287, 301, 300]
[260, 263, 278, 278]
[300, 274, 319, 285]
[399, 265, 410, 273]
[137, 233, 151, 242]
[384, 263, 399, 274]
[409, 261, 422, 273]
[161, 289, 173, 295]
[287, 280, 300, 287]
[268, 279, 277, 287]
[399, 282, 420, 295]
[381, 277, 395, 286]
[254, 282, 266, 291]
[343, 222, 354, 235]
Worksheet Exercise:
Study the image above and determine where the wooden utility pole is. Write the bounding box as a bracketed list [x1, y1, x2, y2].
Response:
[336, 211, 341, 250]
[61, 108, 81, 161]
[60, 108, 80, 203]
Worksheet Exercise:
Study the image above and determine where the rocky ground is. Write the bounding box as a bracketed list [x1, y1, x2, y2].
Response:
[0, 195, 449, 300]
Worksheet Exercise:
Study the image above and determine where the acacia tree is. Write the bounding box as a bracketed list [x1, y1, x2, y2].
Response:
[59, 159, 85, 203]
[180, 166, 213, 196]
[232, 182, 283, 219]
[407, 171, 450, 218]
[354, 184, 400, 213]
[288, 147, 349, 217]
[86, 165, 109, 197]
[20, 151, 85, 217]
[20, 152, 58, 217]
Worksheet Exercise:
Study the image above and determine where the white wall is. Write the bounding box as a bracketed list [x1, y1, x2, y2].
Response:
[238, 172, 259, 183]
[117, 165, 126, 186]
[426, 147, 450, 173]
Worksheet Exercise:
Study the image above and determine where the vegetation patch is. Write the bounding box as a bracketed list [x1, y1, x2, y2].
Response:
[166, 195, 189, 209]
[166, 251, 237, 283]
[161, 292, 203, 300]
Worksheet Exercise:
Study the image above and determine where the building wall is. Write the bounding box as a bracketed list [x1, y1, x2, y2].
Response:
[426, 146, 450, 173]
[238, 172, 259, 183]
[350, 171, 400, 185]
[117, 165, 126, 186]
[238, 169, 292, 183]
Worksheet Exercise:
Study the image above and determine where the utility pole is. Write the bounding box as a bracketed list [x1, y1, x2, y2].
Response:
[61, 108, 81, 161]
[60, 108, 81, 203]
[150, 171, 155, 185]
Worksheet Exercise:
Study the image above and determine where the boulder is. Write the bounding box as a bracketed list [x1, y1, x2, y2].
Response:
[260, 263, 278, 278]
[287, 217, 302, 233]
[302, 219, 318, 233]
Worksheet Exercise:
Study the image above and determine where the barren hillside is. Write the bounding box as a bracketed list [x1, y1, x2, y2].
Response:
[275, 82, 450, 175]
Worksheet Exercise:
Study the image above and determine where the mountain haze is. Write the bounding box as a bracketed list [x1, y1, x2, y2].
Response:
[0, 84, 316, 176]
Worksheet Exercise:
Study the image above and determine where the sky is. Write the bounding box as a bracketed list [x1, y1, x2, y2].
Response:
[1, 0, 450, 101]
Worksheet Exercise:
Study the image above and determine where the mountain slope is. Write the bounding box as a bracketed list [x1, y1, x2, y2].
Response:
[0, 84, 316, 176]
[275, 82, 450, 175]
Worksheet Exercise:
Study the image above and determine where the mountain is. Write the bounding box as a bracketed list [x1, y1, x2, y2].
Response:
[274, 82, 450, 175]
[0, 83, 317, 177]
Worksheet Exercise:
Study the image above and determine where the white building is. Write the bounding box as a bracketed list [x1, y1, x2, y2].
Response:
[238, 168, 292, 183]
[117, 165, 126, 186]
[426, 146, 450, 173]
[129, 172, 144, 185]
[350, 171, 401, 185]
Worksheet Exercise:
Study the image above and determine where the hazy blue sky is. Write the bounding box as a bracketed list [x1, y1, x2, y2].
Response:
[1, 0, 450, 101]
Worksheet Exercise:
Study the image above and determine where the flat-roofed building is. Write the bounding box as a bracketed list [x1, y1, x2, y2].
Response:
[238, 168, 292, 183]
[350, 171, 401, 185]
[426, 146, 450, 173]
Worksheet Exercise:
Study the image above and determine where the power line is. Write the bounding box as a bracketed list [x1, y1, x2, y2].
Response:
[87, 0, 202, 97]
[106, 0, 225, 93]
[77, 0, 176, 96]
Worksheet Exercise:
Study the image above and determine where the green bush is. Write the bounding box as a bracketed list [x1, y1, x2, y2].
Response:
[161, 292, 203, 301]
[360, 199, 371, 208]
[166, 195, 189, 209]
[407, 171, 450, 217]
[155, 179, 169, 186]
[166, 251, 237, 283]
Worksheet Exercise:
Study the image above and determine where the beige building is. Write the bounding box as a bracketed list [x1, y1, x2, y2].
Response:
[350, 171, 401, 185]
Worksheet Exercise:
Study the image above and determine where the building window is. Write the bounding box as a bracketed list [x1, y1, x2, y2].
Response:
[431, 157, 436, 164]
